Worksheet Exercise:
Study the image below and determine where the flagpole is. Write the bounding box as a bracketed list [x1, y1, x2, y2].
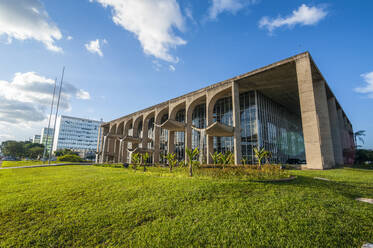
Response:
[42, 78, 57, 163]
[49, 67, 65, 164]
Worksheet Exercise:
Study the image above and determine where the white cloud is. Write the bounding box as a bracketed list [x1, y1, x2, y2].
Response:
[169, 65, 176, 71]
[259, 4, 328, 32]
[0, 72, 90, 124]
[355, 72, 373, 98]
[91, 0, 186, 63]
[208, 0, 256, 20]
[85, 39, 106, 57]
[0, 0, 63, 52]
[67, 36, 73, 40]
[152, 60, 163, 71]
[76, 89, 91, 100]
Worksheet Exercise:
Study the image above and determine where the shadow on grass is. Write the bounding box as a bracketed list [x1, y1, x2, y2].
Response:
[261, 174, 373, 201]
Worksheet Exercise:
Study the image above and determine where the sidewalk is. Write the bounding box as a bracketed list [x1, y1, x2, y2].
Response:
[0, 162, 93, 170]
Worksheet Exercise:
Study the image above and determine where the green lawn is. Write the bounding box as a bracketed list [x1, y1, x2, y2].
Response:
[0, 165, 372, 247]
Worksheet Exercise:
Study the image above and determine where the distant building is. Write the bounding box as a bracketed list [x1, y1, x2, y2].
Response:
[52, 115, 102, 155]
[40, 128, 54, 152]
[32, 134, 41, 144]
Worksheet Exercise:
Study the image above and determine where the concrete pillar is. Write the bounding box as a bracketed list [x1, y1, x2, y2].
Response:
[118, 139, 123, 162]
[327, 97, 344, 165]
[142, 117, 149, 149]
[296, 55, 335, 169]
[154, 124, 161, 164]
[337, 109, 346, 163]
[113, 139, 118, 163]
[232, 81, 242, 165]
[185, 99, 193, 162]
[206, 97, 214, 164]
[123, 142, 128, 163]
[101, 135, 108, 163]
[168, 131, 175, 155]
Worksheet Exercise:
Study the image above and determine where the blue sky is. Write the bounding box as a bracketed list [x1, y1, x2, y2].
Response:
[0, 0, 372, 148]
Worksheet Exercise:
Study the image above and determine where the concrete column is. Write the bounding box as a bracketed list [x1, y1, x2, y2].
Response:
[154, 125, 161, 164]
[296, 55, 335, 169]
[122, 142, 128, 163]
[114, 139, 120, 163]
[327, 97, 344, 165]
[168, 131, 175, 155]
[101, 135, 108, 163]
[142, 117, 149, 149]
[206, 97, 214, 164]
[232, 81, 242, 165]
[118, 139, 123, 162]
[337, 109, 346, 163]
[185, 100, 193, 162]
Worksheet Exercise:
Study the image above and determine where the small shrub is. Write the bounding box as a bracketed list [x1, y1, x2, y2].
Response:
[57, 154, 83, 162]
[195, 164, 289, 181]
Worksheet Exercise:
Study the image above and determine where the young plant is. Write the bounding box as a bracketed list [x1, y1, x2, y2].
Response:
[210, 151, 219, 165]
[141, 152, 149, 172]
[241, 157, 248, 165]
[218, 151, 233, 168]
[164, 152, 177, 172]
[253, 147, 269, 169]
[131, 152, 140, 170]
[186, 147, 199, 177]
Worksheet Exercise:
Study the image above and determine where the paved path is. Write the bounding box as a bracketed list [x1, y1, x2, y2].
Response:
[0, 162, 93, 170]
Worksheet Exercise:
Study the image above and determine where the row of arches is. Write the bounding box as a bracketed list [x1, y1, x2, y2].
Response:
[99, 82, 244, 164]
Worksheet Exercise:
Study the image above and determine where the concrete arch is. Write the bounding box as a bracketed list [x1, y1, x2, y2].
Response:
[207, 86, 232, 126]
[117, 122, 124, 135]
[109, 123, 117, 134]
[155, 106, 169, 124]
[143, 111, 155, 142]
[133, 115, 144, 138]
[169, 101, 186, 120]
[102, 124, 110, 136]
[186, 94, 206, 124]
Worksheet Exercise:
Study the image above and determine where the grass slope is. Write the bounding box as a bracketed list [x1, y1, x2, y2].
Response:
[0, 166, 372, 247]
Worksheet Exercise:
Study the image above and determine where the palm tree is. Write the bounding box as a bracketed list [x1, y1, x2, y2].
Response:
[164, 152, 177, 172]
[210, 151, 219, 165]
[186, 147, 199, 177]
[131, 152, 140, 170]
[141, 152, 149, 172]
[354, 130, 366, 148]
[253, 147, 269, 169]
[218, 151, 233, 168]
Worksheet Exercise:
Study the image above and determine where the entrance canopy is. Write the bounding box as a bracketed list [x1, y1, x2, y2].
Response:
[157, 119, 185, 132]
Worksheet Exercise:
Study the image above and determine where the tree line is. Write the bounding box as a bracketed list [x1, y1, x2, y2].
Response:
[0, 141, 45, 159]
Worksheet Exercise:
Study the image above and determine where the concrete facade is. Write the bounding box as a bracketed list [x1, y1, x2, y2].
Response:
[97, 52, 354, 169]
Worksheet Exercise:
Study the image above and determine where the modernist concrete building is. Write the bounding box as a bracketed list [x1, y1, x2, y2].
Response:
[97, 52, 355, 169]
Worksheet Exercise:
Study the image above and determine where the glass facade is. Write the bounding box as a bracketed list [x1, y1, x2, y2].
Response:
[239, 91, 305, 164]
[53, 116, 102, 153]
[256, 91, 305, 163]
[191, 103, 206, 154]
[174, 109, 185, 161]
[240, 91, 258, 164]
[213, 96, 234, 154]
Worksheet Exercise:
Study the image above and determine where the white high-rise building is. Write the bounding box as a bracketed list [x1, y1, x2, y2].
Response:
[52, 115, 102, 153]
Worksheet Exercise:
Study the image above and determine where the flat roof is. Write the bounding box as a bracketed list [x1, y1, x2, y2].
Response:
[104, 51, 352, 127]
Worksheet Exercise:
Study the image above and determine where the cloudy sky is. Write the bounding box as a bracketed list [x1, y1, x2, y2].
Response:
[0, 0, 372, 148]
